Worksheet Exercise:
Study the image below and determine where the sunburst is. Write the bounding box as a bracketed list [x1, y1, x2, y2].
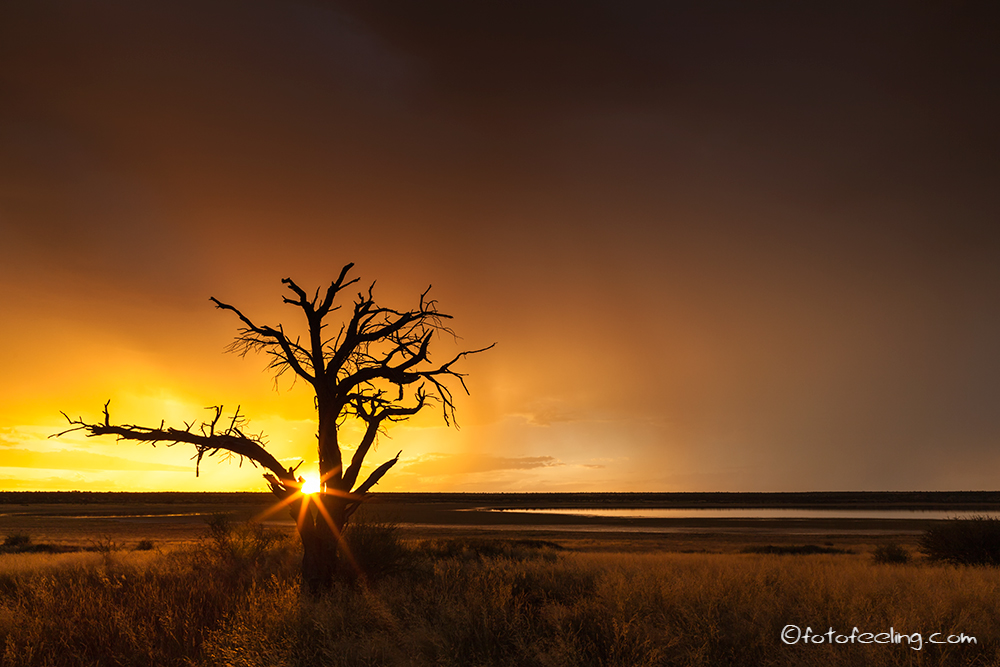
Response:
[301, 475, 320, 495]
[251, 469, 366, 583]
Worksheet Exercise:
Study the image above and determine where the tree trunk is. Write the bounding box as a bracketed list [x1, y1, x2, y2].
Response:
[295, 391, 349, 595]
[316, 392, 344, 490]
[295, 493, 347, 596]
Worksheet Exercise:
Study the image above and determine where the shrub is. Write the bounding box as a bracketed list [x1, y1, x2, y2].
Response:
[205, 513, 237, 547]
[3, 533, 31, 549]
[872, 543, 910, 564]
[89, 535, 119, 554]
[339, 512, 410, 582]
[203, 515, 286, 568]
[920, 516, 1000, 565]
[134, 539, 155, 551]
[0, 536, 74, 555]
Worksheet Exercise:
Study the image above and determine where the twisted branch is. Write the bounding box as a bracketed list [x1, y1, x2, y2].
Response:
[53, 401, 297, 492]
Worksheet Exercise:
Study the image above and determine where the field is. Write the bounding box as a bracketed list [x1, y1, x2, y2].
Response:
[1, 492, 999, 666]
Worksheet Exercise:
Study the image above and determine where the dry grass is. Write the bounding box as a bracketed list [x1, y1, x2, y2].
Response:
[1, 534, 998, 666]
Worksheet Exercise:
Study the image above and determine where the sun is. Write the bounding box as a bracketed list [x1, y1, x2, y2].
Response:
[301, 476, 320, 495]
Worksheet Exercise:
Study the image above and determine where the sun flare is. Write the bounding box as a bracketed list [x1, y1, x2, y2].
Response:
[301, 476, 320, 495]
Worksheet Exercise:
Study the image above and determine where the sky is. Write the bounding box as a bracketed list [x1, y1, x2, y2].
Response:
[1, 1, 999, 493]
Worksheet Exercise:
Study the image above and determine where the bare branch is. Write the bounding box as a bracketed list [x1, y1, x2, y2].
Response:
[317, 263, 359, 315]
[210, 296, 316, 384]
[341, 388, 427, 491]
[52, 403, 296, 488]
[280, 277, 312, 309]
[351, 451, 401, 505]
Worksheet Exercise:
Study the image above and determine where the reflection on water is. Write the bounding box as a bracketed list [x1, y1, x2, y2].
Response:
[405, 523, 925, 535]
[486, 508, 1000, 520]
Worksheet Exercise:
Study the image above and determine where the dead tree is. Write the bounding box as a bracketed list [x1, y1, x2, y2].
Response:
[56, 263, 492, 593]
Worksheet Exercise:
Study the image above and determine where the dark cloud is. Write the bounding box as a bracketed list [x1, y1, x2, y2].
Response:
[1, 1, 999, 491]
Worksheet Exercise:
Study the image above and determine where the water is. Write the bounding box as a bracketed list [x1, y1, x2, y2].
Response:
[484, 508, 1000, 520]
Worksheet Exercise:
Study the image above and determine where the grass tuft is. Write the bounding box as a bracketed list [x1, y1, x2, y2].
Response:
[134, 539, 156, 552]
[872, 543, 911, 564]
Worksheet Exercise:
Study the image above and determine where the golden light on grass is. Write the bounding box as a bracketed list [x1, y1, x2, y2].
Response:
[5, 542, 1000, 665]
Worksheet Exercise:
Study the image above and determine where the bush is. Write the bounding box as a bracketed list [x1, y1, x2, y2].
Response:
[0, 534, 74, 555]
[204, 515, 287, 569]
[89, 535, 119, 554]
[339, 513, 410, 582]
[920, 516, 1000, 565]
[872, 543, 910, 564]
[134, 539, 155, 551]
[3, 533, 31, 549]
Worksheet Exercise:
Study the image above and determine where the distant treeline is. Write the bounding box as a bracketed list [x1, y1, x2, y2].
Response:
[4, 490, 1000, 509]
[368, 491, 1000, 510]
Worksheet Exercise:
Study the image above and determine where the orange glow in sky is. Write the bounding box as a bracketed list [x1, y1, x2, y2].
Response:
[2, 2, 999, 493]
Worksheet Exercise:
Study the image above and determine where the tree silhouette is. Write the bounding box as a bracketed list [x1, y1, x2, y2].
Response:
[57, 263, 492, 593]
